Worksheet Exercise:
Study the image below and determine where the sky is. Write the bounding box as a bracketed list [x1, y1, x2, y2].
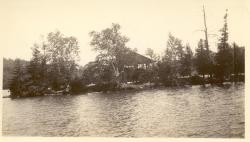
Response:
[1, 0, 249, 66]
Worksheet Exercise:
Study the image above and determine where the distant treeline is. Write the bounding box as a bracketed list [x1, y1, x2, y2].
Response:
[3, 58, 29, 89]
[5, 11, 244, 98]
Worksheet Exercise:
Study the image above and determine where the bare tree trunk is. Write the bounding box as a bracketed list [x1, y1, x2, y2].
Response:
[110, 62, 121, 85]
[203, 5, 209, 51]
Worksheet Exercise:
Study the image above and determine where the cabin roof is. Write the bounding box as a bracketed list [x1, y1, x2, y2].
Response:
[84, 49, 154, 69]
[123, 50, 154, 65]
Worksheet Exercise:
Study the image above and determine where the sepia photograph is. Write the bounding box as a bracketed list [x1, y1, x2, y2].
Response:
[0, 0, 248, 140]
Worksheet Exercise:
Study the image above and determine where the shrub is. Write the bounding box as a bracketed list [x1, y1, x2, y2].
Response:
[189, 75, 204, 85]
[70, 78, 87, 94]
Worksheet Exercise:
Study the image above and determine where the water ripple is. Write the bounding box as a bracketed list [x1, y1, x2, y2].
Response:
[3, 84, 244, 137]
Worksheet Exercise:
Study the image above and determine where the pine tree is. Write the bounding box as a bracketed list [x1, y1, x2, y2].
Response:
[195, 39, 205, 78]
[215, 10, 233, 82]
[27, 44, 42, 85]
[232, 43, 245, 82]
[194, 39, 212, 79]
[180, 44, 193, 77]
[9, 59, 28, 98]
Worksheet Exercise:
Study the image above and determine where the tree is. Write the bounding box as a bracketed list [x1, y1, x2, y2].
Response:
[89, 23, 129, 83]
[158, 33, 185, 86]
[82, 61, 114, 85]
[202, 5, 215, 79]
[45, 31, 80, 90]
[165, 33, 184, 77]
[132, 48, 138, 53]
[26, 43, 51, 94]
[145, 48, 156, 60]
[215, 10, 233, 82]
[27, 44, 42, 85]
[158, 60, 172, 86]
[194, 39, 212, 79]
[9, 59, 30, 98]
[3, 58, 28, 89]
[232, 43, 245, 82]
[180, 44, 193, 77]
[10, 31, 81, 97]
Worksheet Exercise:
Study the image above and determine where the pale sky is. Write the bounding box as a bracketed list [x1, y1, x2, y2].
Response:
[0, 0, 249, 66]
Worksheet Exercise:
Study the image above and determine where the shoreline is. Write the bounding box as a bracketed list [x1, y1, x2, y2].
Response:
[3, 81, 244, 99]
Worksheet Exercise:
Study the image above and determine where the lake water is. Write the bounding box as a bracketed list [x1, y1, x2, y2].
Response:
[2, 84, 244, 137]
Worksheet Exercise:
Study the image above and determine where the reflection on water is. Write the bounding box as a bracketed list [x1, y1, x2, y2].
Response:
[2, 84, 244, 137]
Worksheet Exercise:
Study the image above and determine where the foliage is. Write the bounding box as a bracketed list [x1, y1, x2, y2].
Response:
[9, 59, 30, 98]
[145, 48, 157, 60]
[159, 33, 190, 86]
[194, 39, 213, 78]
[231, 43, 245, 82]
[189, 75, 204, 85]
[215, 11, 233, 81]
[179, 44, 193, 77]
[89, 23, 130, 82]
[3, 58, 28, 89]
[232, 43, 245, 74]
[131, 68, 152, 83]
[82, 60, 114, 85]
[9, 31, 81, 97]
[157, 61, 173, 86]
[164, 33, 185, 77]
[6, 17, 246, 98]
[70, 78, 87, 94]
[46, 31, 80, 90]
